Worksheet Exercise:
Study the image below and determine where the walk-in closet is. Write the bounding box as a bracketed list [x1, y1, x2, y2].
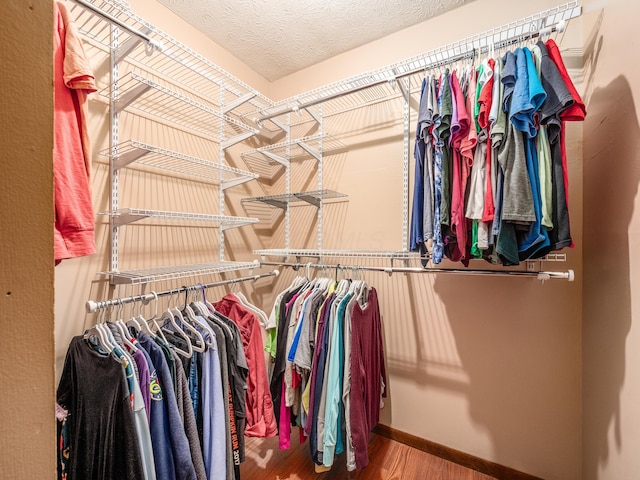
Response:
[2, 0, 638, 479]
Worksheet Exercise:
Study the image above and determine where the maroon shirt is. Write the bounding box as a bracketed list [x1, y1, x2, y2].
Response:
[349, 288, 387, 469]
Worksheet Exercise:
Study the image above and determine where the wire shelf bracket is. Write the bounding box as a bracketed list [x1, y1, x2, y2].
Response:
[222, 92, 256, 115]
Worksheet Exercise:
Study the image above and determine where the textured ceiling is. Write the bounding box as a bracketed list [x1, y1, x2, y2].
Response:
[157, 0, 474, 81]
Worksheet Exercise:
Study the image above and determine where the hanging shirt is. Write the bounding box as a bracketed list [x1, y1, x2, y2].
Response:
[541, 39, 587, 253]
[515, 47, 550, 259]
[410, 78, 428, 251]
[530, 44, 554, 230]
[322, 292, 352, 466]
[53, 2, 97, 263]
[204, 319, 235, 480]
[308, 293, 336, 463]
[438, 71, 453, 229]
[343, 292, 360, 472]
[448, 70, 470, 262]
[199, 329, 226, 480]
[214, 295, 278, 438]
[138, 333, 197, 480]
[423, 75, 438, 242]
[432, 76, 445, 264]
[57, 336, 144, 480]
[349, 289, 387, 470]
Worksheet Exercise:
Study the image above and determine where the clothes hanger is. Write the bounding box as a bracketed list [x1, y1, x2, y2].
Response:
[114, 298, 138, 353]
[126, 294, 145, 334]
[189, 284, 208, 317]
[178, 287, 206, 353]
[84, 306, 114, 354]
[160, 289, 193, 358]
[145, 291, 165, 341]
[201, 283, 218, 315]
[187, 285, 215, 347]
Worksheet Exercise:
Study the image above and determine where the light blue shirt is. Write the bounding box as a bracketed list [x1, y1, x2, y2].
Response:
[199, 322, 226, 480]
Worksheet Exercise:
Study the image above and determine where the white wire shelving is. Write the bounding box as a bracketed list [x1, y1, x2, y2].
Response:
[241, 133, 345, 180]
[255, 249, 417, 260]
[241, 133, 345, 167]
[246, 1, 582, 126]
[103, 260, 261, 285]
[71, 0, 273, 285]
[105, 71, 257, 145]
[242, 190, 348, 209]
[69, 0, 273, 120]
[99, 208, 258, 230]
[101, 140, 257, 188]
[73, 0, 578, 284]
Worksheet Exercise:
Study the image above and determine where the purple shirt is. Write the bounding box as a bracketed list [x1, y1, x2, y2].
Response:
[133, 348, 151, 425]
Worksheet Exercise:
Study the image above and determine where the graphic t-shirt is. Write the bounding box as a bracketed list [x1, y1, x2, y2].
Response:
[57, 336, 144, 480]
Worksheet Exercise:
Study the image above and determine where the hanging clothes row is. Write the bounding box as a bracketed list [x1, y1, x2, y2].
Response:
[267, 271, 387, 472]
[57, 287, 277, 480]
[410, 37, 586, 266]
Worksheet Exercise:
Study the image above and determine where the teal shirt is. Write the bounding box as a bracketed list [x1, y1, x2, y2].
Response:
[322, 292, 352, 466]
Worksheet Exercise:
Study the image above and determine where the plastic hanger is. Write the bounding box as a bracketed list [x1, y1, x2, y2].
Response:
[189, 285, 216, 343]
[126, 295, 145, 334]
[146, 292, 166, 342]
[159, 290, 193, 358]
[114, 299, 138, 353]
[179, 288, 206, 352]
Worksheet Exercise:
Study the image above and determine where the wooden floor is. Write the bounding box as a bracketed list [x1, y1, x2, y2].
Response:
[241, 431, 498, 480]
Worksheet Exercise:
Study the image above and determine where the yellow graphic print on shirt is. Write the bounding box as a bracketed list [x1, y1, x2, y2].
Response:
[149, 369, 163, 401]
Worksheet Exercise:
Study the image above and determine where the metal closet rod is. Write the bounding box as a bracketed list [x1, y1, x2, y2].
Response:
[85, 269, 280, 313]
[72, 0, 162, 49]
[260, 261, 575, 282]
[257, 6, 576, 123]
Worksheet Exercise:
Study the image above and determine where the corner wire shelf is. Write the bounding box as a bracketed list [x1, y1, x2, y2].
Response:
[104, 71, 257, 146]
[240, 133, 345, 180]
[101, 260, 262, 285]
[98, 208, 258, 230]
[253, 249, 575, 281]
[254, 249, 567, 261]
[69, 0, 274, 120]
[245, 1, 581, 126]
[101, 140, 257, 189]
[255, 249, 417, 261]
[241, 133, 346, 167]
[242, 190, 348, 210]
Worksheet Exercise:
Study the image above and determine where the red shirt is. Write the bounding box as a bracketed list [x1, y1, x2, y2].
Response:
[54, 2, 97, 263]
[546, 40, 587, 248]
[213, 294, 278, 438]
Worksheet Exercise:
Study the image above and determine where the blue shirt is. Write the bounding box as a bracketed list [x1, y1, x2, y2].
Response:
[198, 324, 226, 480]
[138, 333, 197, 480]
[409, 78, 428, 251]
[510, 48, 550, 257]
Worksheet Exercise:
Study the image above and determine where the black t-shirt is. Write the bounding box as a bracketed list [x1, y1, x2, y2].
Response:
[57, 336, 144, 480]
[270, 284, 305, 426]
